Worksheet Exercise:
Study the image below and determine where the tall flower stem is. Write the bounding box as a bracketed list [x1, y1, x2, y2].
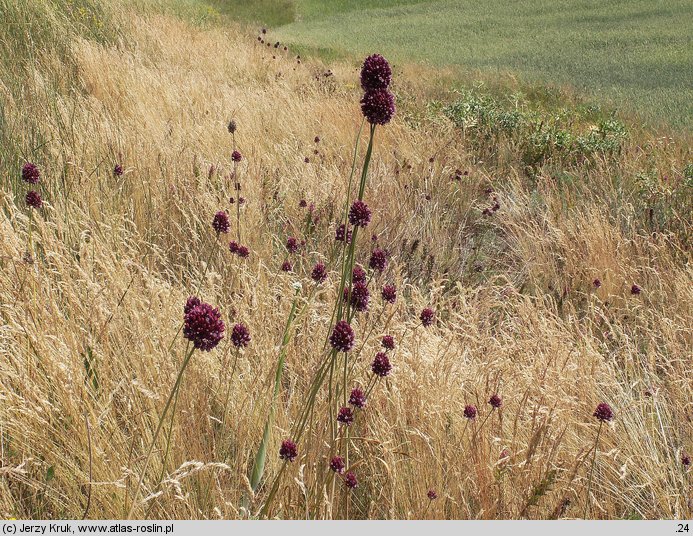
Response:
[583, 421, 603, 518]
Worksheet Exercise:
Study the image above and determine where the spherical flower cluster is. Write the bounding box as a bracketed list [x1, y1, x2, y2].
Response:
[330, 456, 345, 474]
[382, 284, 397, 304]
[349, 387, 366, 409]
[227, 119, 237, 134]
[229, 241, 250, 258]
[311, 262, 327, 283]
[231, 150, 242, 162]
[420, 307, 435, 327]
[344, 471, 358, 489]
[630, 284, 642, 295]
[279, 439, 298, 462]
[489, 394, 503, 409]
[330, 320, 355, 352]
[22, 162, 40, 184]
[231, 323, 251, 348]
[463, 405, 477, 420]
[593, 278, 602, 288]
[593, 402, 614, 422]
[682, 454, 691, 467]
[348, 200, 371, 228]
[360, 89, 396, 125]
[381, 335, 395, 350]
[335, 223, 352, 243]
[369, 248, 388, 273]
[183, 299, 225, 352]
[360, 54, 392, 91]
[212, 210, 230, 234]
[337, 406, 354, 426]
[26, 190, 43, 209]
[352, 265, 367, 284]
[113, 164, 124, 177]
[286, 236, 300, 254]
[427, 489, 438, 500]
[372, 351, 391, 377]
[281, 260, 292, 272]
[350, 281, 370, 312]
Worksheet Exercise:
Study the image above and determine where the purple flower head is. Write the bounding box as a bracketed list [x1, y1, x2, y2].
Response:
[372, 351, 391, 377]
[237, 245, 250, 258]
[631, 284, 642, 295]
[183, 301, 225, 352]
[335, 223, 352, 243]
[286, 236, 300, 254]
[369, 248, 388, 273]
[463, 405, 477, 420]
[113, 164, 124, 177]
[360, 53, 392, 91]
[593, 402, 614, 422]
[330, 320, 355, 352]
[279, 439, 298, 462]
[337, 406, 354, 426]
[348, 200, 371, 228]
[381, 335, 395, 351]
[344, 471, 358, 489]
[22, 162, 40, 184]
[420, 307, 435, 327]
[489, 394, 502, 409]
[227, 119, 237, 134]
[427, 489, 438, 500]
[281, 260, 292, 272]
[311, 262, 328, 283]
[350, 281, 370, 312]
[349, 387, 366, 409]
[314, 136, 320, 143]
[299, 199, 307, 208]
[361, 88, 395, 125]
[229, 241, 239, 254]
[25, 190, 43, 209]
[184, 296, 202, 314]
[593, 278, 602, 288]
[330, 456, 345, 474]
[382, 284, 397, 304]
[352, 265, 367, 284]
[212, 210, 230, 234]
[682, 454, 691, 467]
[231, 150, 242, 162]
[231, 323, 251, 348]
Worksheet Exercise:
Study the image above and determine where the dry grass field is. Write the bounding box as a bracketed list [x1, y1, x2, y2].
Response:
[0, 0, 691, 520]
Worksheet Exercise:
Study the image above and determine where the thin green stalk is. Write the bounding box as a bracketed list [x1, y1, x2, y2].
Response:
[583, 421, 603, 519]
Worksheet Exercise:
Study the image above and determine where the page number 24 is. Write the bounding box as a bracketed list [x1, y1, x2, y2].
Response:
[677, 525, 689, 533]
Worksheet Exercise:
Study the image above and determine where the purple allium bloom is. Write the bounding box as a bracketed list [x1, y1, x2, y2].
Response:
[352, 265, 367, 284]
[631, 284, 642, 295]
[21, 162, 40, 184]
[427, 489, 438, 500]
[229, 241, 239, 254]
[279, 439, 298, 462]
[311, 262, 327, 283]
[360, 53, 392, 91]
[314, 136, 320, 143]
[299, 199, 307, 208]
[25, 190, 43, 209]
[372, 351, 391, 377]
[489, 394, 502, 409]
[593, 278, 602, 288]
[335, 223, 352, 243]
[463, 405, 477, 420]
[184, 296, 202, 314]
[281, 260, 292, 272]
[237, 245, 250, 258]
[330, 456, 345, 474]
[286, 236, 299, 254]
[683, 454, 691, 467]
[381, 335, 395, 351]
[183, 301, 225, 352]
[593, 402, 614, 422]
[227, 120, 237, 134]
[369, 248, 387, 273]
[420, 307, 435, 327]
[349, 387, 366, 409]
[348, 200, 371, 228]
[231, 150, 242, 162]
[113, 164, 124, 177]
[231, 323, 251, 348]
[212, 210, 230, 234]
[381, 284, 397, 304]
[344, 471, 358, 489]
[337, 406, 354, 426]
[360, 88, 395, 125]
[238, 197, 246, 205]
[350, 281, 370, 312]
[330, 320, 355, 352]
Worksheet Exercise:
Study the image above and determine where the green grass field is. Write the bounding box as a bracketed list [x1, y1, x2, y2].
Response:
[213, 0, 693, 129]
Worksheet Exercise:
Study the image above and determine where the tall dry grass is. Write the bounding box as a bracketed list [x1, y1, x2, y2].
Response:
[0, 1, 691, 520]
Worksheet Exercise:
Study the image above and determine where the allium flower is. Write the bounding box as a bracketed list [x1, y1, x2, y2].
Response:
[593, 278, 602, 288]
[237, 245, 250, 258]
[314, 136, 321, 143]
[279, 439, 298, 462]
[420, 307, 435, 327]
[330, 456, 345, 474]
[311, 262, 328, 283]
[427, 489, 438, 500]
[231, 323, 251, 348]
[184, 296, 202, 314]
[381, 334, 395, 351]
[348, 200, 371, 228]
[227, 119, 237, 134]
[212, 210, 230, 234]
[350, 281, 370, 312]
[330, 320, 355, 352]
[299, 199, 307, 208]
[25, 190, 43, 209]
[593, 402, 614, 422]
[369, 248, 387, 273]
[360, 53, 392, 91]
[335, 223, 352, 243]
[682, 454, 691, 467]
[352, 265, 367, 284]
[21, 162, 40, 184]
[229, 241, 239, 254]
[463, 405, 477, 420]
[337, 406, 354, 426]
[631, 284, 642, 295]
[344, 471, 358, 489]
[286, 236, 299, 254]
[489, 394, 503, 409]
[281, 260, 292, 272]
[113, 164, 124, 177]
[183, 301, 225, 352]
[349, 387, 366, 409]
[231, 150, 242, 162]
[372, 351, 391, 377]
[360, 88, 395, 125]
[382, 284, 397, 304]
